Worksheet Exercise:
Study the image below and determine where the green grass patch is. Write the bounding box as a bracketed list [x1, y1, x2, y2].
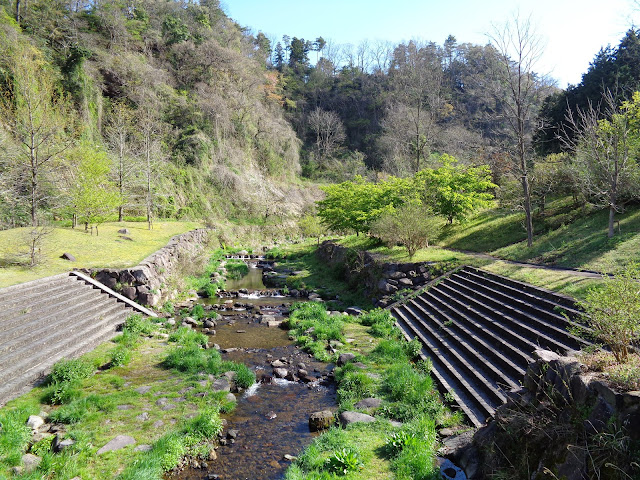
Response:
[0, 221, 202, 288]
[224, 259, 249, 280]
[285, 305, 461, 480]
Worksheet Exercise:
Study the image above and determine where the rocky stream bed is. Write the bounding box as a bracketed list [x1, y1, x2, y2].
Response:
[170, 262, 338, 480]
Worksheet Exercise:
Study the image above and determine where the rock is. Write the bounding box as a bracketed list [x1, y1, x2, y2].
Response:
[52, 436, 75, 452]
[166, 318, 176, 326]
[338, 411, 376, 427]
[155, 397, 169, 406]
[134, 444, 153, 452]
[398, 278, 413, 287]
[225, 393, 237, 403]
[337, 353, 356, 366]
[355, 397, 382, 412]
[377, 280, 398, 294]
[183, 316, 199, 326]
[122, 286, 137, 300]
[345, 307, 363, 316]
[273, 368, 288, 378]
[227, 429, 239, 439]
[309, 410, 335, 431]
[212, 378, 231, 392]
[60, 252, 76, 262]
[135, 385, 153, 394]
[21, 454, 41, 473]
[118, 228, 130, 234]
[261, 315, 276, 324]
[97, 435, 136, 454]
[26, 415, 45, 431]
[136, 412, 150, 421]
[271, 360, 287, 368]
[283, 454, 297, 461]
[438, 457, 467, 480]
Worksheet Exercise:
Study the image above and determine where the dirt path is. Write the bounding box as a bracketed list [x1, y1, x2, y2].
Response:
[447, 248, 608, 279]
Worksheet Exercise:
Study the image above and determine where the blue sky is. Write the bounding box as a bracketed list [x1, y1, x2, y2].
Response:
[223, 0, 636, 87]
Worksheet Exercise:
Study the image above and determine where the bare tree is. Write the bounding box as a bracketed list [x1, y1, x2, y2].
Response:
[0, 40, 75, 227]
[307, 108, 346, 160]
[382, 40, 445, 174]
[488, 14, 548, 247]
[561, 91, 640, 237]
[105, 101, 138, 221]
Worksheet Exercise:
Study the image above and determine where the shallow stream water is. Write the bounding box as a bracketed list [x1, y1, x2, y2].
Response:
[171, 263, 336, 480]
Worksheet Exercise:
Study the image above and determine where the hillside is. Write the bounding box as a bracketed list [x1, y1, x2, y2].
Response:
[0, 0, 318, 229]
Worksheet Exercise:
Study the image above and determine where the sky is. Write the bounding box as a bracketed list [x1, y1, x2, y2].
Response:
[222, 0, 637, 88]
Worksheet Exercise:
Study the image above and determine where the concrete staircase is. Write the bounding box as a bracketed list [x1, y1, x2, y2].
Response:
[390, 265, 590, 427]
[0, 272, 153, 406]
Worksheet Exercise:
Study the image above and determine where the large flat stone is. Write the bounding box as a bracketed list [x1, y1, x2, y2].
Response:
[97, 435, 136, 454]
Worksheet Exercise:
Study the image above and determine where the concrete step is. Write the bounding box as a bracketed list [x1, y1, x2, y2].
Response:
[0, 280, 81, 322]
[461, 266, 580, 313]
[0, 301, 127, 381]
[416, 291, 536, 369]
[408, 296, 526, 383]
[392, 307, 493, 426]
[0, 274, 76, 306]
[394, 318, 486, 427]
[0, 293, 121, 355]
[388, 265, 593, 427]
[402, 301, 518, 394]
[0, 286, 112, 339]
[439, 278, 587, 352]
[0, 308, 131, 406]
[453, 270, 588, 334]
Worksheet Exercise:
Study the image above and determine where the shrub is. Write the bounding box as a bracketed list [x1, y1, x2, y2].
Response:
[122, 313, 155, 336]
[383, 364, 435, 406]
[41, 382, 83, 405]
[220, 361, 256, 389]
[48, 358, 94, 385]
[371, 339, 409, 363]
[578, 264, 640, 363]
[110, 345, 133, 367]
[190, 304, 205, 320]
[225, 260, 249, 280]
[168, 327, 208, 346]
[325, 448, 363, 475]
[336, 370, 376, 407]
[186, 409, 224, 439]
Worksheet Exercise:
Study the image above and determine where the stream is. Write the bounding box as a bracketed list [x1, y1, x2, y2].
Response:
[172, 261, 337, 480]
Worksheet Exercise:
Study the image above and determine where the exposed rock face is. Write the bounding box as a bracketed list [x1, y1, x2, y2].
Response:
[89, 229, 209, 307]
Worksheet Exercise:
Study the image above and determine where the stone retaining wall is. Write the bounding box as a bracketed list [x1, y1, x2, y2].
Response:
[85, 228, 209, 307]
[316, 240, 453, 305]
[444, 349, 640, 479]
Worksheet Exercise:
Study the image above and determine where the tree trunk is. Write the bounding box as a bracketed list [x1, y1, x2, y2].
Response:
[521, 174, 533, 247]
[118, 205, 123, 222]
[608, 205, 616, 238]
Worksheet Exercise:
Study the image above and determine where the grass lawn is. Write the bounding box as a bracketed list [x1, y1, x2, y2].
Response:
[492, 206, 640, 274]
[0, 221, 201, 288]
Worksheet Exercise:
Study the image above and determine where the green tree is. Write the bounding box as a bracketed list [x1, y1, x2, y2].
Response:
[578, 265, 640, 363]
[371, 203, 440, 259]
[68, 142, 120, 235]
[317, 176, 415, 235]
[298, 214, 325, 245]
[416, 155, 496, 224]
